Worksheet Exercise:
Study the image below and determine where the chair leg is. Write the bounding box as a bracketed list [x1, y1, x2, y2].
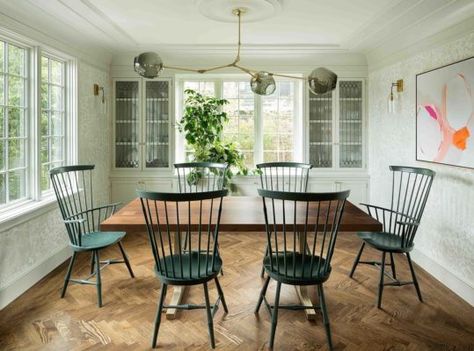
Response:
[61, 252, 77, 298]
[95, 250, 103, 308]
[377, 251, 386, 309]
[118, 241, 135, 278]
[269, 281, 282, 350]
[406, 252, 423, 302]
[152, 283, 167, 348]
[389, 252, 397, 280]
[90, 252, 95, 275]
[203, 282, 216, 349]
[260, 246, 268, 278]
[349, 242, 365, 278]
[255, 276, 271, 313]
[214, 277, 228, 313]
[318, 284, 333, 351]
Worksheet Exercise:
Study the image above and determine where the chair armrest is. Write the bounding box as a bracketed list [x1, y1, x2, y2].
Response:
[396, 219, 420, 227]
[63, 218, 86, 224]
[360, 203, 418, 231]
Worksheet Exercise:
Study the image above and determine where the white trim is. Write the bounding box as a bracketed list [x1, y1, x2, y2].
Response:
[411, 248, 474, 307]
[0, 245, 70, 309]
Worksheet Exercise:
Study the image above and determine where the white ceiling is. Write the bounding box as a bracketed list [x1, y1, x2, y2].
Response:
[0, 0, 473, 62]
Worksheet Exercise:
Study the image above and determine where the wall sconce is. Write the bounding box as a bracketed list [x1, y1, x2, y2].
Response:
[93, 83, 105, 103]
[388, 79, 404, 114]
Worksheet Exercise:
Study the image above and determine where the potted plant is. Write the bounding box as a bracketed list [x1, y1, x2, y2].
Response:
[177, 89, 249, 188]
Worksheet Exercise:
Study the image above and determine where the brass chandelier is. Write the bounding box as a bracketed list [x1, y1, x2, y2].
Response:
[134, 8, 337, 96]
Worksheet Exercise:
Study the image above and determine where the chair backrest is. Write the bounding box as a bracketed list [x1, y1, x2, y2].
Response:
[370, 166, 435, 247]
[174, 162, 227, 193]
[257, 162, 313, 192]
[138, 189, 228, 280]
[258, 189, 349, 280]
[50, 165, 115, 246]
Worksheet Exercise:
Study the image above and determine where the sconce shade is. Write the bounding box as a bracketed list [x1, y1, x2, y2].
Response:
[134, 52, 163, 79]
[250, 71, 276, 95]
[308, 67, 338, 95]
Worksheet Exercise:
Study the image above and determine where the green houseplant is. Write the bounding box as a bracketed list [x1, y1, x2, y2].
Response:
[177, 89, 249, 186]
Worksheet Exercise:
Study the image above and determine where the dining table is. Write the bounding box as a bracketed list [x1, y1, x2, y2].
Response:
[101, 195, 382, 320]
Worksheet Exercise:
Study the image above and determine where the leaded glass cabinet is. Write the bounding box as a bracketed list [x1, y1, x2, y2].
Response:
[113, 78, 171, 171]
[308, 79, 365, 170]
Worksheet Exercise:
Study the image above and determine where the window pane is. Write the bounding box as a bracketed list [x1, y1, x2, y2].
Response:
[0, 75, 4, 104]
[8, 108, 25, 137]
[0, 42, 4, 72]
[8, 76, 25, 106]
[222, 81, 255, 168]
[8, 169, 26, 201]
[8, 138, 26, 169]
[40, 55, 66, 192]
[1, 41, 28, 207]
[51, 59, 63, 85]
[8, 44, 25, 76]
[262, 81, 296, 162]
[0, 173, 5, 204]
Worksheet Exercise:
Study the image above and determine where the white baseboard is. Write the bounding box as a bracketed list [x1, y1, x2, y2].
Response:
[0, 245, 71, 310]
[411, 248, 474, 306]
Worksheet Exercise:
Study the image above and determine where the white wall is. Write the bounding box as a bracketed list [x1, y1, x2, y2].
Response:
[368, 32, 474, 305]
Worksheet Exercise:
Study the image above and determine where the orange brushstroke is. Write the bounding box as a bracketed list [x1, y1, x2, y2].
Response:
[453, 127, 470, 150]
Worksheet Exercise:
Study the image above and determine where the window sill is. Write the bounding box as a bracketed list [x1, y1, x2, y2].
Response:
[0, 196, 59, 233]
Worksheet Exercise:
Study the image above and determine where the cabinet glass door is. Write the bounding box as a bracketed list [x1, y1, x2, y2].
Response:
[309, 90, 333, 168]
[338, 81, 362, 168]
[115, 81, 139, 168]
[145, 81, 169, 168]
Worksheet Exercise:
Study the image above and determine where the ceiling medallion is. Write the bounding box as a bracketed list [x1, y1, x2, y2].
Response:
[134, 4, 337, 96]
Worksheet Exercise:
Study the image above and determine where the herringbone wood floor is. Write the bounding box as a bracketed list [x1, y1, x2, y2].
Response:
[1, 232, 473, 350]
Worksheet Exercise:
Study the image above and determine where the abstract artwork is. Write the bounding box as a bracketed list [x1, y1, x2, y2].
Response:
[416, 57, 474, 168]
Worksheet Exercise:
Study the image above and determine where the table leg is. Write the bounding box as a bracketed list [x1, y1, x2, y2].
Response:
[165, 231, 187, 320]
[166, 286, 185, 320]
[297, 232, 317, 320]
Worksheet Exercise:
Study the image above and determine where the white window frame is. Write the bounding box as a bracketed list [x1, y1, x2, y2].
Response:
[0, 28, 78, 229]
[175, 74, 303, 167]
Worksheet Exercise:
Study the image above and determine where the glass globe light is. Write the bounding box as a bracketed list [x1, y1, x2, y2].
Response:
[134, 52, 163, 79]
[250, 71, 276, 96]
[308, 67, 337, 95]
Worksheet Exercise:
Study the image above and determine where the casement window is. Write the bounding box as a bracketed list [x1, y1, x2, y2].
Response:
[0, 33, 76, 216]
[177, 76, 302, 168]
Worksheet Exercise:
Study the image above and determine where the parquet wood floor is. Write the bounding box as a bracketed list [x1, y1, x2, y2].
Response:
[1, 232, 473, 350]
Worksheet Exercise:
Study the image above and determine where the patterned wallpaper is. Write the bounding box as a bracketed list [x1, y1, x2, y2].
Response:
[0, 61, 112, 290]
[368, 32, 474, 289]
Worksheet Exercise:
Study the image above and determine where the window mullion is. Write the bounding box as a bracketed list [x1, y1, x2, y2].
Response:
[30, 46, 41, 200]
[254, 93, 262, 165]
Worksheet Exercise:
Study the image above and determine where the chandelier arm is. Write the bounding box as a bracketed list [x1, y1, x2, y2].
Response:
[162, 65, 202, 73]
[270, 72, 306, 80]
[234, 64, 256, 78]
[198, 62, 235, 73]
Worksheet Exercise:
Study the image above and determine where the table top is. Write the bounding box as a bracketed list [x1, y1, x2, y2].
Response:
[100, 196, 382, 233]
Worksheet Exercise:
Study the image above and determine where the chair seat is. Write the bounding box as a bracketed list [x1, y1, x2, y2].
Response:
[357, 231, 413, 253]
[72, 231, 126, 251]
[155, 251, 222, 285]
[263, 253, 331, 285]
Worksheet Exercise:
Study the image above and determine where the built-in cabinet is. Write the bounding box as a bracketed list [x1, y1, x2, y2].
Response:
[113, 78, 172, 170]
[110, 77, 368, 207]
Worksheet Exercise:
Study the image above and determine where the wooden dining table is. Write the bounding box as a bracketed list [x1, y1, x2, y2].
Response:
[101, 196, 382, 320]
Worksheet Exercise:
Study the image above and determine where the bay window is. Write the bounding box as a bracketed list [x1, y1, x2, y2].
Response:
[177, 76, 302, 168]
[0, 33, 76, 214]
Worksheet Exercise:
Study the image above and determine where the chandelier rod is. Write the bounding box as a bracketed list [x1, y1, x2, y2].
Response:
[160, 8, 304, 81]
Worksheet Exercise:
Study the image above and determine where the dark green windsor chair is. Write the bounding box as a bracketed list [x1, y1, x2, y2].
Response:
[175, 162, 228, 193]
[349, 165, 435, 308]
[255, 189, 350, 350]
[50, 165, 134, 307]
[138, 189, 229, 349]
[257, 162, 313, 278]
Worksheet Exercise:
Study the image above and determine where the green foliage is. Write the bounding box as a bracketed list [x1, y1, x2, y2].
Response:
[177, 89, 248, 185]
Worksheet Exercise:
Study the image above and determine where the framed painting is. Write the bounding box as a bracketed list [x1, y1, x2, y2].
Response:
[416, 56, 474, 169]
